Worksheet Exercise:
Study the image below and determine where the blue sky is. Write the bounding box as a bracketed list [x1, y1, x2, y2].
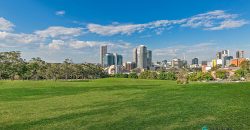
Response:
[0, 0, 250, 63]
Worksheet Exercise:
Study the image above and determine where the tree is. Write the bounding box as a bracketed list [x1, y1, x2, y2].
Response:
[235, 68, 248, 78]
[177, 69, 189, 84]
[61, 59, 73, 80]
[240, 60, 250, 72]
[203, 72, 213, 81]
[215, 70, 228, 79]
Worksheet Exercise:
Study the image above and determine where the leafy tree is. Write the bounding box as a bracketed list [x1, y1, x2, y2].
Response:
[177, 69, 189, 84]
[215, 70, 228, 79]
[235, 68, 248, 78]
[203, 72, 213, 81]
[240, 60, 250, 72]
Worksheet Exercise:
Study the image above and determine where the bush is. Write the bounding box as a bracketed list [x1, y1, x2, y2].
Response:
[158, 72, 177, 80]
[113, 74, 128, 78]
[235, 69, 248, 78]
[138, 71, 159, 80]
[203, 72, 213, 81]
[215, 70, 229, 79]
[229, 75, 241, 81]
[128, 73, 138, 79]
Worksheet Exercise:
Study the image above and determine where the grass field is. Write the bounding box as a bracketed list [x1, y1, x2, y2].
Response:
[0, 78, 249, 130]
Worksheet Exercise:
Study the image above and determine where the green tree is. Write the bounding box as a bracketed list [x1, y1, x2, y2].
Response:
[215, 70, 228, 79]
[177, 69, 189, 84]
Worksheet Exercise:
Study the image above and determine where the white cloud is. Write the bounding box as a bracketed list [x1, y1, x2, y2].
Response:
[0, 17, 15, 31]
[55, 10, 65, 16]
[48, 40, 66, 50]
[206, 20, 248, 30]
[35, 26, 83, 38]
[69, 40, 103, 49]
[87, 10, 248, 36]
[87, 20, 171, 36]
[0, 31, 43, 44]
[87, 23, 147, 36]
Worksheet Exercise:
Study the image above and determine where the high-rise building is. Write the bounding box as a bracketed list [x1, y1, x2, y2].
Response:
[222, 50, 229, 57]
[104, 53, 114, 67]
[223, 56, 233, 67]
[172, 58, 182, 68]
[104, 53, 123, 67]
[100, 45, 107, 67]
[192, 58, 199, 65]
[114, 53, 123, 66]
[124, 62, 137, 71]
[137, 45, 148, 69]
[236, 50, 244, 59]
[202, 61, 208, 66]
[216, 52, 222, 59]
[133, 48, 138, 66]
[147, 50, 152, 68]
[182, 60, 188, 68]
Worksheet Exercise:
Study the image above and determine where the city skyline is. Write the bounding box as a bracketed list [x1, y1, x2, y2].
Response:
[0, 0, 250, 63]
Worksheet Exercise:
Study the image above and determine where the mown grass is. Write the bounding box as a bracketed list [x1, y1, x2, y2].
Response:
[0, 78, 249, 130]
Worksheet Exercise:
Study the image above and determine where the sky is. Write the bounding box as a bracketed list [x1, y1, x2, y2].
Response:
[0, 0, 250, 63]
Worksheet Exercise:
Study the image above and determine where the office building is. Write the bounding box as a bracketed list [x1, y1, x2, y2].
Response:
[236, 51, 244, 59]
[192, 58, 199, 65]
[100, 45, 107, 67]
[223, 56, 233, 67]
[124, 62, 137, 71]
[172, 58, 183, 68]
[104, 53, 114, 67]
[216, 52, 222, 59]
[231, 58, 247, 67]
[104, 53, 123, 67]
[202, 61, 208, 66]
[133, 48, 138, 66]
[147, 50, 152, 68]
[114, 53, 123, 65]
[222, 50, 229, 57]
[137, 45, 148, 69]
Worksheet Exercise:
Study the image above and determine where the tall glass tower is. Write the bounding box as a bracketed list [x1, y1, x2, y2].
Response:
[100, 45, 107, 67]
[137, 45, 147, 69]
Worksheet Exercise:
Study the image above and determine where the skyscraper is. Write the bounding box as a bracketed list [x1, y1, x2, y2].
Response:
[192, 58, 199, 65]
[104, 53, 123, 67]
[114, 53, 123, 66]
[100, 45, 107, 67]
[216, 52, 222, 59]
[133, 48, 138, 67]
[104, 53, 114, 67]
[172, 58, 182, 68]
[236, 50, 244, 58]
[221, 50, 229, 57]
[223, 56, 233, 67]
[137, 45, 147, 69]
[147, 50, 152, 68]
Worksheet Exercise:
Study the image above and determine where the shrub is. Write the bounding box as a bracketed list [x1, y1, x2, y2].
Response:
[128, 73, 138, 79]
[203, 72, 213, 81]
[113, 74, 128, 78]
[235, 69, 248, 78]
[158, 72, 176, 80]
[215, 70, 229, 79]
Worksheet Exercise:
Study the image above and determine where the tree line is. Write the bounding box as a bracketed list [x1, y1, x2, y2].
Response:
[112, 60, 250, 84]
[0, 51, 108, 80]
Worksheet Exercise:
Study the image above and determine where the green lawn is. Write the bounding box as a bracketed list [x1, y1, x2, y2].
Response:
[0, 78, 249, 130]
